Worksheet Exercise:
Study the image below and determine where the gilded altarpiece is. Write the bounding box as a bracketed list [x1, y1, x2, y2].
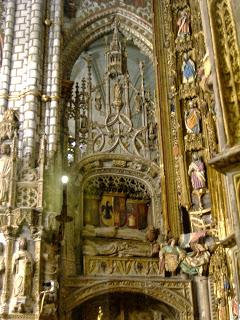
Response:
[153, 0, 237, 319]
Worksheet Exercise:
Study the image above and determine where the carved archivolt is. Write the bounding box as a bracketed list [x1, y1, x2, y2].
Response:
[63, 278, 194, 319]
[62, 8, 153, 78]
[76, 153, 161, 228]
[209, 0, 240, 145]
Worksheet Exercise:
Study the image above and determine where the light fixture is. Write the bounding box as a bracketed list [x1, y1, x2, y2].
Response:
[61, 175, 69, 184]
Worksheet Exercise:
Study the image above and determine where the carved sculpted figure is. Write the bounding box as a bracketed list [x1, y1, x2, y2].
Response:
[0, 144, 11, 205]
[43, 243, 59, 282]
[95, 89, 102, 111]
[97, 306, 103, 320]
[180, 242, 210, 276]
[198, 53, 213, 93]
[83, 239, 151, 258]
[0, 243, 5, 291]
[177, 8, 191, 38]
[188, 153, 206, 190]
[113, 80, 123, 109]
[185, 101, 201, 134]
[159, 238, 185, 275]
[40, 280, 59, 318]
[182, 53, 196, 84]
[135, 92, 142, 113]
[12, 238, 34, 298]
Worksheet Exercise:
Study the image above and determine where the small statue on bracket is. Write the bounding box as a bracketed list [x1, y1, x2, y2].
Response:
[0, 144, 11, 206]
[177, 8, 191, 39]
[184, 100, 202, 151]
[182, 52, 196, 84]
[12, 237, 34, 313]
[185, 100, 201, 134]
[188, 153, 207, 209]
[113, 79, 123, 111]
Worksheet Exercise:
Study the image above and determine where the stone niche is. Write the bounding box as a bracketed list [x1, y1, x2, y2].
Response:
[81, 174, 159, 277]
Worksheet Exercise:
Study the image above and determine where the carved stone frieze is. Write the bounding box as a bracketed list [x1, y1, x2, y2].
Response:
[84, 256, 159, 277]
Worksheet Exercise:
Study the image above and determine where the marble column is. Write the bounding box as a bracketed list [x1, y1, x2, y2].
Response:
[193, 276, 211, 320]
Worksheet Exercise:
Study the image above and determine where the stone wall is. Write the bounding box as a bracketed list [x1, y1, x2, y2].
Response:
[0, 0, 62, 162]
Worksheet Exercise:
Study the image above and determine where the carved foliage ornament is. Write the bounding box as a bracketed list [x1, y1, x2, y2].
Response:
[0, 109, 18, 141]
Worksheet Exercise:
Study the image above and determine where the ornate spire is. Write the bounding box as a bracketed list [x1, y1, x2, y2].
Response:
[110, 19, 121, 52]
[106, 19, 125, 78]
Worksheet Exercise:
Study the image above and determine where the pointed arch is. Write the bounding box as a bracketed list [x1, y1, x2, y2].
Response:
[62, 7, 153, 79]
[63, 278, 194, 319]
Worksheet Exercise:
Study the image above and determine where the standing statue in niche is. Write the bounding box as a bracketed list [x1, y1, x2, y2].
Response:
[12, 237, 34, 311]
[188, 153, 206, 190]
[135, 91, 142, 113]
[182, 53, 196, 84]
[113, 80, 123, 110]
[185, 101, 201, 134]
[97, 306, 103, 320]
[188, 153, 207, 209]
[177, 8, 191, 39]
[0, 144, 11, 206]
[95, 89, 102, 111]
[0, 243, 5, 292]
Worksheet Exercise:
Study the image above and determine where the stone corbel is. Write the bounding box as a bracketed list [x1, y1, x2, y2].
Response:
[208, 145, 240, 173]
